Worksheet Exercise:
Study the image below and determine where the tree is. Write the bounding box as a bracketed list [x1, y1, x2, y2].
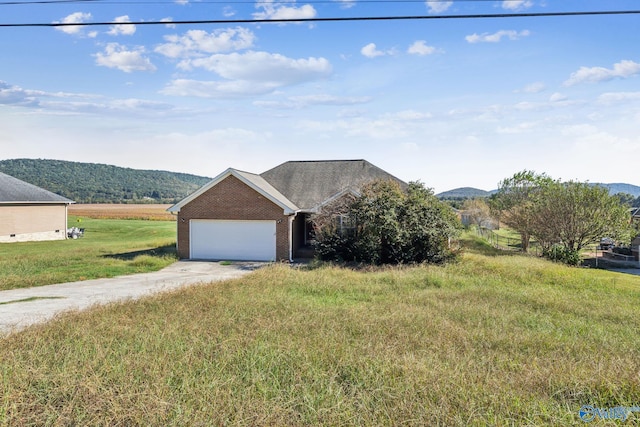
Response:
[461, 198, 496, 229]
[491, 170, 554, 252]
[614, 192, 636, 207]
[529, 181, 633, 264]
[312, 180, 461, 265]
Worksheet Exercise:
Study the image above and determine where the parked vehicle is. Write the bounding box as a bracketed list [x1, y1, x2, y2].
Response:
[599, 237, 615, 250]
[67, 227, 85, 239]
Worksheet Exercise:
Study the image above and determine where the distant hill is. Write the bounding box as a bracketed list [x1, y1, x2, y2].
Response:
[437, 183, 640, 200]
[0, 159, 211, 203]
[436, 187, 493, 199]
[592, 183, 640, 198]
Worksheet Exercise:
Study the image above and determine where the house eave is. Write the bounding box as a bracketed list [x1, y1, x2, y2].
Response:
[0, 200, 75, 205]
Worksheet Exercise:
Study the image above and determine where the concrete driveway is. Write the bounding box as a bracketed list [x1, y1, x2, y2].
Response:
[0, 261, 264, 335]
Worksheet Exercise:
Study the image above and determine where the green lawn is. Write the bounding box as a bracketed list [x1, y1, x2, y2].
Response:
[0, 217, 176, 290]
[1, 234, 639, 425]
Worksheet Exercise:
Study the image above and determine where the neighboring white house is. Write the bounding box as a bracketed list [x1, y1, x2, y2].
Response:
[0, 172, 74, 243]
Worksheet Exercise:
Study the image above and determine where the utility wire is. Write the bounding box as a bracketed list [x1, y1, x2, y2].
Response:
[0, 0, 635, 5]
[2, 10, 640, 27]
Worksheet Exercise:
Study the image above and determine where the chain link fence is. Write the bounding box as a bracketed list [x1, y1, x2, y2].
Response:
[473, 226, 541, 255]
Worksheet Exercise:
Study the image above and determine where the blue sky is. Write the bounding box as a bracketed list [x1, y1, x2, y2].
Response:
[1, 0, 639, 192]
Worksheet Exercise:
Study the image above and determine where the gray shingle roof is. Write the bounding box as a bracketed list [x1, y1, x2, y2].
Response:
[0, 172, 74, 204]
[260, 159, 406, 211]
[233, 169, 299, 212]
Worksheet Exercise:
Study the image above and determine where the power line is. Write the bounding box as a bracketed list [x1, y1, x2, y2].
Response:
[0, 0, 636, 5]
[1, 10, 639, 27]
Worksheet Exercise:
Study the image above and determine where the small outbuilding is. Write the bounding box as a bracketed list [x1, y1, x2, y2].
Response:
[0, 172, 74, 243]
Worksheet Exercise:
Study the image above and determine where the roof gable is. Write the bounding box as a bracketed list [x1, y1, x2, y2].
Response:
[260, 160, 406, 211]
[0, 172, 74, 204]
[167, 168, 298, 214]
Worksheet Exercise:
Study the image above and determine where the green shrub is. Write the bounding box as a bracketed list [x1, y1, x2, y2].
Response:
[314, 180, 461, 265]
[542, 244, 581, 266]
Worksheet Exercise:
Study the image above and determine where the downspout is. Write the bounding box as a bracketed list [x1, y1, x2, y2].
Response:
[288, 212, 297, 263]
[65, 203, 69, 240]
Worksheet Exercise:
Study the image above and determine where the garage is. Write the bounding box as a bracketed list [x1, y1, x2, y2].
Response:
[190, 219, 276, 261]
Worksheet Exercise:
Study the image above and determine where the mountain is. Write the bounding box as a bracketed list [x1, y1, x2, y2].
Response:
[436, 187, 493, 199]
[592, 183, 640, 198]
[437, 183, 640, 200]
[0, 159, 211, 203]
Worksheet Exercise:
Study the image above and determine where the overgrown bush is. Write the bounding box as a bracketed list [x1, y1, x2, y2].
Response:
[314, 233, 358, 262]
[312, 180, 461, 265]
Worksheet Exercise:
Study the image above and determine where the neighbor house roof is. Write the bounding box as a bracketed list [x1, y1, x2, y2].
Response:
[0, 172, 73, 204]
[167, 168, 298, 214]
[260, 159, 407, 211]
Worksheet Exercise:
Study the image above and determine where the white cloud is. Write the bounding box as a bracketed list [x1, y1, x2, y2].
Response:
[496, 122, 537, 134]
[253, 1, 317, 21]
[549, 92, 567, 102]
[0, 81, 39, 106]
[466, 30, 530, 44]
[155, 28, 255, 58]
[522, 82, 546, 93]
[564, 60, 640, 86]
[597, 91, 640, 105]
[107, 15, 136, 36]
[502, 0, 533, 10]
[0, 81, 182, 117]
[386, 110, 433, 120]
[361, 43, 389, 58]
[94, 43, 156, 73]
[254, 94, 372, 109]
[160, 18, 176, 29]
[425, 1, 452, 14]
[407, 40, 437, 56]
[161, 79, 279, 98]
[162, 51, 331, 98]
[334, 0, 356, 9]
[562, 124, 639, 154]
[178, 51, 331, 85]
[54, 12, 93, 36]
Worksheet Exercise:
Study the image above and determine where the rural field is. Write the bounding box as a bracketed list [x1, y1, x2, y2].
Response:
[68, 203, 175, 221]
[0, 212, 176, 291]
[1, 223, 639, 425]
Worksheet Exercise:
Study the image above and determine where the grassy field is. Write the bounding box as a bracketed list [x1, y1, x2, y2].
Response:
[1, 234, 639, 425]
[0, 216, 176, 291]
[68, 204, 175, 221]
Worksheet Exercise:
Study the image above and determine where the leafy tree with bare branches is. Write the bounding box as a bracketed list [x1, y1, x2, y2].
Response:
[491, 170, 554, 252]
[530, 181, 633, 264]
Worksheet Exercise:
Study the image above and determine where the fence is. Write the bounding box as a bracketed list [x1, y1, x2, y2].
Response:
[474, 226, 541, 255]
[474, 226, 639, 267]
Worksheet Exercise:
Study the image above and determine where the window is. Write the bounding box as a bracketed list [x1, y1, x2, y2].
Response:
[334, 214, 355, 236]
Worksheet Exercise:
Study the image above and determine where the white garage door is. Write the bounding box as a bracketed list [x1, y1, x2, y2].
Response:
[190, 220, 276, 261]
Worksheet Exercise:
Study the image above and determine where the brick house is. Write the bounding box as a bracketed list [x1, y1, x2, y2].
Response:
[0, 172, 74, 243]
[168, 160, 406, 261]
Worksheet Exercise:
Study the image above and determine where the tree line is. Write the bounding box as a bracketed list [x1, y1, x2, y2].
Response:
[467, 171, 637, 265]
[0, 159, 211, 203]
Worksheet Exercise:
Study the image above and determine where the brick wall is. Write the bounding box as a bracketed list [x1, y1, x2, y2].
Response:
[176, 175, 291, 260]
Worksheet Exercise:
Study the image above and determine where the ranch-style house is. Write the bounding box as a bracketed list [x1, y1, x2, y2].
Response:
[0, 172, 74, 243]
[168, 159, 406, 262]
